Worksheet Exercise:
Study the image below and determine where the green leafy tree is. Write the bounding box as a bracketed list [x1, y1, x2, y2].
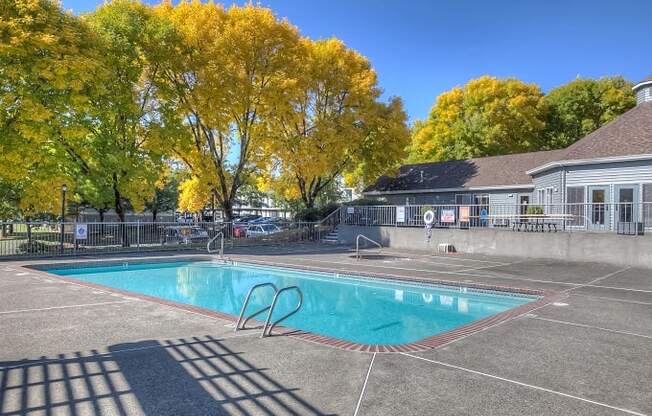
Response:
[407, 76, 547, 163]
[543, 77, 636, 149]
[146, 170, 180, 221]
[0, 0, 101, 214]
[78, 1, 170, 225]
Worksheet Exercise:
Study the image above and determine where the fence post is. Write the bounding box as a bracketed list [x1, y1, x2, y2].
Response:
[137, 220, 141, 251]
[59, 221, 64, 255]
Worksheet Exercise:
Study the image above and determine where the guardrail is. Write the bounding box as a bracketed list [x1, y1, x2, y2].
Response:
[339, 202, 652, 233]
[0, 220, 326, 259]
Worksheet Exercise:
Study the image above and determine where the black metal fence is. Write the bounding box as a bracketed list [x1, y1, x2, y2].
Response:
[0, 220, 335, 259]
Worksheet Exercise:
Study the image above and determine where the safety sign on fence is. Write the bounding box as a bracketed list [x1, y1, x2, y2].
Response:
[459, 206, 470, 223]
[396, 206, 406, 222]
[75, 224, 88, 240]
[440, 209, 456, 223]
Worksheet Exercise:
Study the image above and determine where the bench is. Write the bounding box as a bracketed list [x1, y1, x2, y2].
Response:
[512, 219, 562, 232]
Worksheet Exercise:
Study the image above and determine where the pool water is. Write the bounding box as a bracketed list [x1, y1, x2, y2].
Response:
[47, 261, 535, 345]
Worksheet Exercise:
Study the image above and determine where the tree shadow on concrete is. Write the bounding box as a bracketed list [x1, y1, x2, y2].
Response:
[0, 335, 331, 416]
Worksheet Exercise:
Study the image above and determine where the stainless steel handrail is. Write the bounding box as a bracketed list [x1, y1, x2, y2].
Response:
[234, 282, 278, 332]
[261, 286, 303, 338]
[355, 234, 382, 260]
[207, 231, 224, 257]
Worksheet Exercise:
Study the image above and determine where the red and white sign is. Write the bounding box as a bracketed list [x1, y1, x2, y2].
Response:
[440, 209, 456, 223]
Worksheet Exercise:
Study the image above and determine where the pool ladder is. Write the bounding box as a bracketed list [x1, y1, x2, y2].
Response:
[234, 283, 303, 338]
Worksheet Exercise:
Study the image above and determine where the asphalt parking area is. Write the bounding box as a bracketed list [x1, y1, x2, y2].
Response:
[1, 246, 650, 415]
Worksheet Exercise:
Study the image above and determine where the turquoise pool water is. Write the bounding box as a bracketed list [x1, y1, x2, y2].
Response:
[47, 261, 535, 345]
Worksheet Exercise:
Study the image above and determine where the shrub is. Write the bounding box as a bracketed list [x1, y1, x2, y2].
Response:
[295, 202, 340, 222]
[526, 205, 544, 215]
[17, 240, 52, 254]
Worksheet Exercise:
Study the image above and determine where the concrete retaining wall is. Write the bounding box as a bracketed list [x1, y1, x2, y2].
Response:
[339, 225, 652, 268]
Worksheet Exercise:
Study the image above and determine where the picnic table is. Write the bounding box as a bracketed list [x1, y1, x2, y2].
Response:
[472, 214, 575, 232]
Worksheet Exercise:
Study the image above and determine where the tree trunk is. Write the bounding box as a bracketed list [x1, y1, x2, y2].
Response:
[304, 193, 317, 209]
[221, 198, 234, 222]
[113, 177, 129, 247]
[0, 224, 5, 238]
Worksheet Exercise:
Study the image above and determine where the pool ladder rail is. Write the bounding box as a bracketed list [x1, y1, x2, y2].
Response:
[234, 283, 304, 338]
[355, 234, 382, 260]
[207, 231, 225, 258]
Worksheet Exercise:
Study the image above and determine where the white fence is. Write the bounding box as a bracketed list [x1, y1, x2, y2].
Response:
[340, 203, 652, 234]
[0, 220, 333, 259]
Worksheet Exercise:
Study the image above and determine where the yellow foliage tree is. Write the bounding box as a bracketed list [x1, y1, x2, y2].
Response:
[264, 38, 410, 208]
[178, 176, 211, 213]
[153, 2, 303, 219]
[407, 76, 547, 163]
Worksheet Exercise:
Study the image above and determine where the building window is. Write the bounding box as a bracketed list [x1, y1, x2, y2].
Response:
[566, 186, 585, 226]
[536, 188, 554, 213]
[545, 187, 554, 212]
[455, 194, 472, 205]
[643, 184, 652, 227]
[472, 194, 489, 227]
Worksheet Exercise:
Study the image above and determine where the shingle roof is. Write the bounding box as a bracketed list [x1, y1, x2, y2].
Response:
[365, 149, 565, 193]
[560, 101, 652, 160]
[366, 100, 652, 195]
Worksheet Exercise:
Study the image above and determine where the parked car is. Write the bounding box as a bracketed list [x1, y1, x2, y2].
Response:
[233, 215, 261, 225]
[246, 224, 281, 237]
[232, 224, 248, 238]
[264, 217, 291, 228]
[161, 226, 209, 245]
[248, 216, 273, 224]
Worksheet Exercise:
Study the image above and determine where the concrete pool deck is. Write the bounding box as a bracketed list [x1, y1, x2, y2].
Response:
[1, 245, 650, 415]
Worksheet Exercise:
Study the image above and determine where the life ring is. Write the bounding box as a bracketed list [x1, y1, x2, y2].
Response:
[423, 210, 435, 225]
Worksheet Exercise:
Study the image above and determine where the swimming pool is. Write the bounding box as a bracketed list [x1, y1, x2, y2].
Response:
[45, 260, 539, 346]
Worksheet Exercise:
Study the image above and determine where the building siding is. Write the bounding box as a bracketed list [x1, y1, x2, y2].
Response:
[565, 160, 652, 187]
[531, 168, 563, 205]
[380, 188, 530, 214]
[636, 85, 652, 104]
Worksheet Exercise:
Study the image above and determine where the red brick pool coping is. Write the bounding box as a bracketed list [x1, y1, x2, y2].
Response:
[19, 258, 563, 354]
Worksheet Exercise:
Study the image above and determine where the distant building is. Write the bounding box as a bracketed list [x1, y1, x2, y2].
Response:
[364, 76, 652, 230]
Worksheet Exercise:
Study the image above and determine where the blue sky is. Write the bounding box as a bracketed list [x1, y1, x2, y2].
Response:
[63, 0, 652, 122]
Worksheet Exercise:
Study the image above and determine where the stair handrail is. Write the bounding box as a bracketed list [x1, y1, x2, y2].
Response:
[318, 206, 342, 226]
[355, 234, 382, 260]
[317, 206, 342, 242]
[261, 286, 303, 338]
[234, 282, 278, 332]
[207, 231, 224, 257]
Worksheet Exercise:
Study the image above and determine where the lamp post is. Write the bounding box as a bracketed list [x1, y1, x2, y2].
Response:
[60, 184, 67, 254]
